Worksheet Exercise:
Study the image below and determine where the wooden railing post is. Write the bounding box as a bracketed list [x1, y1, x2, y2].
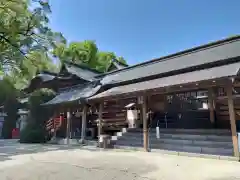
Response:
[53, 111, 57, 139]
[98, 102, 103, 138]
[226, 85, 239, 158]
[81, 105, 87, 142]
[66, 110, 71, 145]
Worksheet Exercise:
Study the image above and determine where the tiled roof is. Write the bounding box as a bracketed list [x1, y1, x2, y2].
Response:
[23, 61, 102, 93]
[89, 62, 240, 100]
[42, 36, 240, 105]
[63, 62, 101, 81]
[43, 81, 101, 105]
[99, 36, 240, 85]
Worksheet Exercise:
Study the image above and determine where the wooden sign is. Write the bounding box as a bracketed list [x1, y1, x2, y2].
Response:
[137, 96, 144, 104]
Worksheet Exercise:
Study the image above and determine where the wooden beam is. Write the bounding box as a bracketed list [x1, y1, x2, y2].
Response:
[216, 94, 240, 101]
[81, 105, 87, 142]
[226, 85, 239, 158]
[66, 110, 71, 145]
[88, 78, 229, 102]
[208, 88, 215, 124]
[98, 102, 103, 138]
[140, 95, 149, 151]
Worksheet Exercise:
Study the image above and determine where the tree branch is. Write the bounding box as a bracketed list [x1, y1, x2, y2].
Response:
[0, 34, 41, 69]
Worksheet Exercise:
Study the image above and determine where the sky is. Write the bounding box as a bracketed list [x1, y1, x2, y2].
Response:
[48, 0, 240, 65]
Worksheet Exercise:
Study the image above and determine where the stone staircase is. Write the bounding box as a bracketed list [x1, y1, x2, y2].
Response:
[114, 128, 234, 156]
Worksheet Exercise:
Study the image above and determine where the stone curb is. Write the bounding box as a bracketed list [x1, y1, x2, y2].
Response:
[113, 145, 239, 162]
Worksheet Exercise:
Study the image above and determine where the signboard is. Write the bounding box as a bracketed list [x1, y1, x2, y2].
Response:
[137, 96, 144, 104]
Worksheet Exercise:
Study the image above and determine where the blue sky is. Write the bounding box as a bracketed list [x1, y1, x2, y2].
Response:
[49, 0, 240, 65]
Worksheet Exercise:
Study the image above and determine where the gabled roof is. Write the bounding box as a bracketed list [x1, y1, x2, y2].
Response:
[61, 61, 101, 81]
[107, 59, 128, 71]
[23, 61, 102, 93]
[31, 71, 71, 82]
[43, 81, 101, 106]
[112, 60, 128, 70]
[99, 36, 240, 85]
[23, 71, 73, 93]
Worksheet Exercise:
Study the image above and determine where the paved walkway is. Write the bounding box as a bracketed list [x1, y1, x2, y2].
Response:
[0, 140, 240, 180]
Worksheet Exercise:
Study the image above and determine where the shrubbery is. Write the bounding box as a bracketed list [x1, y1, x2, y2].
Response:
[19, 124, 47, 143]
[19, 88, 55, 143]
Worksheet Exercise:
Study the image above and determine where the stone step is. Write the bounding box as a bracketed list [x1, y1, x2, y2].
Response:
[123, 132, 232, 142]
[115, 141, 233, 156]
[127, 128, 231, 135]
[117, 136, 233, 148]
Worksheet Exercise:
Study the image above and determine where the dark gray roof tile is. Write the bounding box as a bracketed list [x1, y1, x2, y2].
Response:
[90, 62, 240, 100]
[100, 37, 240, 85]
[43, 82, 101, 105]
[64, 62, 100, 81]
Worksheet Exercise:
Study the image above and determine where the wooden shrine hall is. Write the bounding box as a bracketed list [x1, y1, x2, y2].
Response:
[24, 36, 240, 159]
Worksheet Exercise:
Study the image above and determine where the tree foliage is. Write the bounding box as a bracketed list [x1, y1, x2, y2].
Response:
[52, 40, 128, 72]
[0, 0, 65, 86]
[0, 0, 128, 87]
[20, 88, 55, 143]
[0, 76, 18, 104]
[0, 77, 19, 138]
[11, 51, 59, 89]
[0, 0, 65, 90]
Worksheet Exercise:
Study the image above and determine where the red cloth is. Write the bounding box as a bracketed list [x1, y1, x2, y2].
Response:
[12, 128, 19, 139]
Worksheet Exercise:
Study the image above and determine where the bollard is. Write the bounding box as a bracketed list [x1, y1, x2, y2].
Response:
[99, 134, 111, 149]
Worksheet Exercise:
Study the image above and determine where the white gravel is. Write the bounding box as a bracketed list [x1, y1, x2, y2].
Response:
[0, 142, 240, 180]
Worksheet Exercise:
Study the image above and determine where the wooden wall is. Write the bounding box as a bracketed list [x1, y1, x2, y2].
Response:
[101, 98, 137, 131]
[93, 86, 240, 130]
[215, 87, 240, 129]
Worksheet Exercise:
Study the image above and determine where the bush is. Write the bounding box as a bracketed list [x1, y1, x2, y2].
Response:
[19, 88, 55, 143]
[20, 124, 47, 143]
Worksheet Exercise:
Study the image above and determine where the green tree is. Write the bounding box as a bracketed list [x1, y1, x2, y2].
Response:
[0, 77, 19, 138]
[0, 0, 65, 75]
[10, 50, 59, 90]
[20, 88, 55, 143]
[52, 40, 128, 72]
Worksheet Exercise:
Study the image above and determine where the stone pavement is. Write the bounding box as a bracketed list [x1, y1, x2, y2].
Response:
[0, 140, 240, 180]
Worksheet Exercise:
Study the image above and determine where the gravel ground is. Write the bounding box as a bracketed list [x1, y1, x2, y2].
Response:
[0, 140, 240, 180]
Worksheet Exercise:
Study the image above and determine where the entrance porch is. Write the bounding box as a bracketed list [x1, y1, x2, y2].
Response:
[89, 75, 240, 159]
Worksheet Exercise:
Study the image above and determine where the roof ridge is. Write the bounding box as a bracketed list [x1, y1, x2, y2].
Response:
[96, 35, 240, 77]
[37, 70, 59, 76]
[112, 58, 128, 67]
[63, 61, 102, 74]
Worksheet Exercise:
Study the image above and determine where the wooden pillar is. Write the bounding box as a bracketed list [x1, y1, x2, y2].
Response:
[81, 105, 87, 141]
[98, 102, 103, 138]
[66, 110, 71, 145]
[208, 88, 215, 124]
[53, 111, 57, 139]
[139, 96, 148, 151]
[226, 85, 239, 158]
